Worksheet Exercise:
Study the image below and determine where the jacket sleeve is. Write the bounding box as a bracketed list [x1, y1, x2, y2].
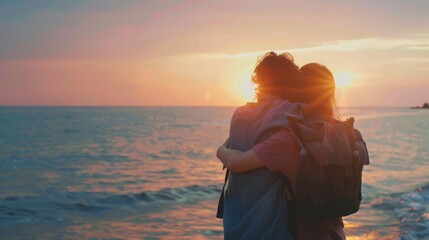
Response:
[252, 128, 301, 182]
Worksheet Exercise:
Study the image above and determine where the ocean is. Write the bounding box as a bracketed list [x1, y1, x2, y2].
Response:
[0, 106, 428, 240]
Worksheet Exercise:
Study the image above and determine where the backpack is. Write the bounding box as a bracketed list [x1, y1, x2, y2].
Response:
[287, 104, 370, 217]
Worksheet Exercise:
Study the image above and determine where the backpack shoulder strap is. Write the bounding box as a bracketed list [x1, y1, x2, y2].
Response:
[216, 169, 229, 219]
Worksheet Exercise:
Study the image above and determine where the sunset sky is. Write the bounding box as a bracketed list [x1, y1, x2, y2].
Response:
[1, 0, 428, 107]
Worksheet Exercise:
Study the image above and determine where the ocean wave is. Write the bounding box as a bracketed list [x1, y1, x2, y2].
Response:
[372, 183, 429, 240]
[0, 184, 222, 226]
[101, 184, 221, 206]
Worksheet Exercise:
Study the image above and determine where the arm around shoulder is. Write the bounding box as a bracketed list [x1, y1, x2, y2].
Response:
[216, 145, 264, 173]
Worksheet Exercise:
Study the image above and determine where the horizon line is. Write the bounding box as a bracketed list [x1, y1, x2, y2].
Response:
[0, 104, 417, 108]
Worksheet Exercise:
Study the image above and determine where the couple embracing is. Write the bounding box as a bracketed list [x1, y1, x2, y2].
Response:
[216, 52, 369, 240]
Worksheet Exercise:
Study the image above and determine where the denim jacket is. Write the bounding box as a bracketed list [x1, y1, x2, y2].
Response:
[223, 98, 302, 240]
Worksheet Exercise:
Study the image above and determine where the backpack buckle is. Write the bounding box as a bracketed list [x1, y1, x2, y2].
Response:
[353, 150, 359, 161]
[300, 149, 308, 161]
[284, 186, 293, 201]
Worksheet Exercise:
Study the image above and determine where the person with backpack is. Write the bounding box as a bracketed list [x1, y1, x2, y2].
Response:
[216, 52, 302, 239]
[217, 62, 369, 239]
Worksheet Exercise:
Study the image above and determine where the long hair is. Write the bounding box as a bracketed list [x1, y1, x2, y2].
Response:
[299, 63, 339, 117]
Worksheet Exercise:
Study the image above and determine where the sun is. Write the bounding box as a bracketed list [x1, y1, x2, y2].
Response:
[233, 70, 255, 103]
[334, 72, 354, 87]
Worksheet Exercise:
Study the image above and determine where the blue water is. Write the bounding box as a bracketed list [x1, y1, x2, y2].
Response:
[0, 106, 428, 239]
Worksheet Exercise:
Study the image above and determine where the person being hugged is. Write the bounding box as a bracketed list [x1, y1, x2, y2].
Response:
[216, 52, 302, 240]
[217, 61, 370, 239]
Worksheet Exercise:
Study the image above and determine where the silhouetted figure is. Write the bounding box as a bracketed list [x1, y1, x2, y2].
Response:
[216, 59, 370, 239]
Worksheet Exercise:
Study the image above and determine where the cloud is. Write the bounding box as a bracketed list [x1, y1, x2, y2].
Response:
[392, 58, 429, 62]
[417, 67, 429, 71]
[379, 57, 429, 66]
[404, 45, 429, 50]
[293, 37, 429, 52]
[183, 34, 429, 60]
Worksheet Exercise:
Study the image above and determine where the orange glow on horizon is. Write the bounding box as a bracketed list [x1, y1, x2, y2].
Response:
[1, 2, 428, 107]
[233, 70, 255, 103]
[334, 72, 355, 88]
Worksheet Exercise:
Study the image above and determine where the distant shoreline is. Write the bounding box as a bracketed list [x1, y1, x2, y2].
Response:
[409, 102, 429, 109]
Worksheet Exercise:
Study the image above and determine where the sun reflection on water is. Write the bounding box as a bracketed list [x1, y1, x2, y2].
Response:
[65, 199, 223, 239]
